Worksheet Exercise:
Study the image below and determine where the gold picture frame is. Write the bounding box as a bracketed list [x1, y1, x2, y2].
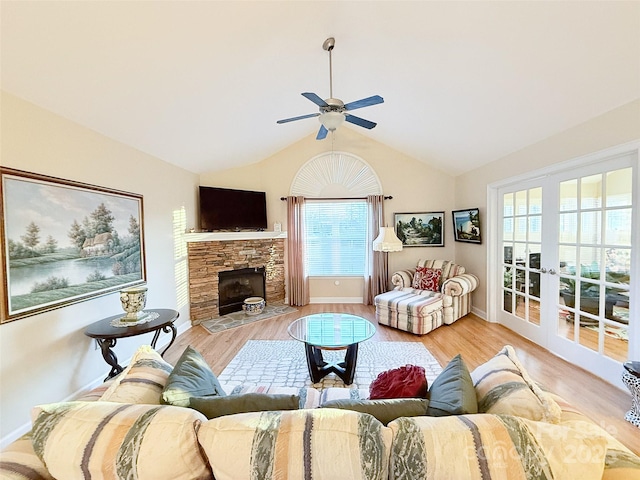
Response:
[0, 168, 146, 323]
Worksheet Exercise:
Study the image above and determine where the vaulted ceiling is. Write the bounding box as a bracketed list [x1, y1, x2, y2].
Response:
[2, 1, 638, 176]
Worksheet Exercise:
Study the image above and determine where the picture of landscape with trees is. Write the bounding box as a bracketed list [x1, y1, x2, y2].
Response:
[394, 212, 445, 247]
[1, 170, 145, 322]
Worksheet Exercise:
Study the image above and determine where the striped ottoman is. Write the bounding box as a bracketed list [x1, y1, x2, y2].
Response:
[374, 288, 444, 335]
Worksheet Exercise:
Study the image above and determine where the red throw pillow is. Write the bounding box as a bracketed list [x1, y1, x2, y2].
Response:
[412, 266, 442, 292]
[369, 365, 428, 399]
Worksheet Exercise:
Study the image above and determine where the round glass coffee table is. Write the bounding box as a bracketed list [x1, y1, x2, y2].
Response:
[288, 313, 376, 385]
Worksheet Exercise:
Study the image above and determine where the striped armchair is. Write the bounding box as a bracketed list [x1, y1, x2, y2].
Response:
[374, 259, 479, 335]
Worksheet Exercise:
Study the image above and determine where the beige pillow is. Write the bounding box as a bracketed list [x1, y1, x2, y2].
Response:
[388, 414, 607, 480]
[31, 401, 211, 480]
[470, 345, 562, 423]
[197, 409, 392, 480]
[99, 345, 173, 404]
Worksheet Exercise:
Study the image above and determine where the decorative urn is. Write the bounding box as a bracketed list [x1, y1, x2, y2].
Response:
[119, 285, 148, 321]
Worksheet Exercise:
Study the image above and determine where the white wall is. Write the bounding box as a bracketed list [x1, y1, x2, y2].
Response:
[199, 126, 458, 298]
[0, 92, 199, 445]
[455, 99, 640, 316]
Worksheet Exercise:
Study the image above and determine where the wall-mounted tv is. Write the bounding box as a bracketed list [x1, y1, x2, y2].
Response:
[199, 186, 268, 231]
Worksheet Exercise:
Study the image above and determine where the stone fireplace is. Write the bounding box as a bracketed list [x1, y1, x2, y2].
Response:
[187, 235, 285, 324]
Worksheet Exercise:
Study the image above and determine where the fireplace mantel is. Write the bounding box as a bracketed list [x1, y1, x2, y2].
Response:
[185, 231, 287, 243]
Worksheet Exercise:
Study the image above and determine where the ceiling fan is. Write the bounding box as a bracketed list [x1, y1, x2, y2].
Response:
[277, 37, 384, 140]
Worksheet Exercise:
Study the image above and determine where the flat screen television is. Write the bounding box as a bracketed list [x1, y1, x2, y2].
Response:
[199, 186, 268, 231]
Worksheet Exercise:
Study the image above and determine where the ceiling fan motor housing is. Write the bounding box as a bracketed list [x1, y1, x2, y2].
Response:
[321, 98, 345, 113]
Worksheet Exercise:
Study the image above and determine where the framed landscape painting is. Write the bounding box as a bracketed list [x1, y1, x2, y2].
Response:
[394, 212, 444, 247]
[452, 208, 482, 244]
[0, 168, 146, 322]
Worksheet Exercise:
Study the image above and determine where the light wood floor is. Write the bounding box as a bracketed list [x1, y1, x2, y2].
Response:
[164, 304, 639, 455]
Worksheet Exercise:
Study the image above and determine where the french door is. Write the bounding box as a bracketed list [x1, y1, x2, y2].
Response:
[496, 149, 636, 387]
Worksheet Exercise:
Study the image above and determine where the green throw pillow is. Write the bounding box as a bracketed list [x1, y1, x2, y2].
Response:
[320, 398, 429, 425]
[426, 353, 478, 416]
[189, 393, 300, 419]
[161, 345, 226, 407]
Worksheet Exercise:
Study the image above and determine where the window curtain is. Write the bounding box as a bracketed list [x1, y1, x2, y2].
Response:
[364, 194, 388, 304]
[286, 196, 309, 306]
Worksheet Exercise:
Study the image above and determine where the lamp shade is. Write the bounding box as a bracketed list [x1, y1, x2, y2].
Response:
[319, 111, 345, 131]
[372, 227, 403, 252]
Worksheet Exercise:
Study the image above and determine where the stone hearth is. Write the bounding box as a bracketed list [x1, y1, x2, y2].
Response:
[187, 238, 285, 324]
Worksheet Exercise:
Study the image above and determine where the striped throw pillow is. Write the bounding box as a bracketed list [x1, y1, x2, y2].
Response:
[197, 409, 392, 480]
[99, 345, 173, 404]
[31, 402, 212, 480]
[226, 384, 322, 409]
[470, 345, 562, 423]
[388, 414, 607, 480]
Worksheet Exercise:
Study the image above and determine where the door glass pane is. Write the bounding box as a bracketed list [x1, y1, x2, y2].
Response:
[529, 187, 542, 214]
[515, 191, 527, 214]
[528, 216, 542, 242]
[577, 317, 599, 353]
[504, 192, 514, 216]
[606, 248, 631, 284]
[514, 217, 527, 241]
[606, 168, 632, 207]
[603, 324, 628, 362]
[559, 245, 576, 272]
[560, 179, 577, 211]
[579, 247, 601, 280]
[581, 174, 603, 209]
[606, 286, 629, 324]
[503, 217, 514, 240]
[503, 243, 514, 265]
[580, 211, 601, 244]
[559, 213, 577, 243]
[605, 209, 631, 245]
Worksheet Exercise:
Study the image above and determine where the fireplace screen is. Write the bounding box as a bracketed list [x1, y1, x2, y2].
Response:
[218, 267, 266, 315]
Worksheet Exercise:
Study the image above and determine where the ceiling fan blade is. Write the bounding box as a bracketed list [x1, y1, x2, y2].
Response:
[302, 92, 329, 107]
[344, 95, 384, 111]
[345, 114, 377, 129]
[316, 125, 328, 140]
[277, 112, 320, 124]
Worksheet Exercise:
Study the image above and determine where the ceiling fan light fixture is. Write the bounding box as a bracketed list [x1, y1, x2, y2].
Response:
[319, 111, 345, 131]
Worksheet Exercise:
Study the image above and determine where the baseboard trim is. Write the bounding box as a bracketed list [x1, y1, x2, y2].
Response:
[309, 297, 364, 304]
[471, 306, 488, 320]
[0, 320, 192, 450]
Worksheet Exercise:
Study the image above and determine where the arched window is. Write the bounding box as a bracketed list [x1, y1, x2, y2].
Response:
[290, 152, 382, 276]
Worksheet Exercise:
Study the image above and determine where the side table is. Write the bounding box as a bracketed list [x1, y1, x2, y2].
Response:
[622, 361, 640, 428]
[84, 308, 179, 381]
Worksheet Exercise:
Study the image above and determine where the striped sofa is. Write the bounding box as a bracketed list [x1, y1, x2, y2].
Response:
[1, 344, 639, 480]
[374, 259, 479, 335]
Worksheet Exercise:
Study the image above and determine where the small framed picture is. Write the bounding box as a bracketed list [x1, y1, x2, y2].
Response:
[452, 208, 482, 244]
[394, 212, 444, 247]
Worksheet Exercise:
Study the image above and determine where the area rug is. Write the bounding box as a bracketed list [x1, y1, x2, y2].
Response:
[218, 340, 443, 390]
[201, 304, 297, 334]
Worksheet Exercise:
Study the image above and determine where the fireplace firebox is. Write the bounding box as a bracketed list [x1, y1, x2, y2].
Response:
[218, 267, 266, 316]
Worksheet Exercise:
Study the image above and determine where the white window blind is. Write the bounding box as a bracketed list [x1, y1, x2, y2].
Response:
[304, 200, 368, 276]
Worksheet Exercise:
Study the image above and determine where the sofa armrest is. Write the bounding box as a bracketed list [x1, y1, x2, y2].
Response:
[0, 435, 54, 480]
[391, 269, 416, 289]
[442, 273, 479, 296]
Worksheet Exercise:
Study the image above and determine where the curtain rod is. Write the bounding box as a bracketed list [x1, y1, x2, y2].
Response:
[280, 195, 393, 201]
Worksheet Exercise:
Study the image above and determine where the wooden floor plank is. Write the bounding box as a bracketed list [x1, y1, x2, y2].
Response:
[164, 304, 639, 454]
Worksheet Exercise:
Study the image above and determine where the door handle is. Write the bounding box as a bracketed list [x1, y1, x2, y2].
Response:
[539, 267, 547, 273]
[548, 268, 556, 275]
